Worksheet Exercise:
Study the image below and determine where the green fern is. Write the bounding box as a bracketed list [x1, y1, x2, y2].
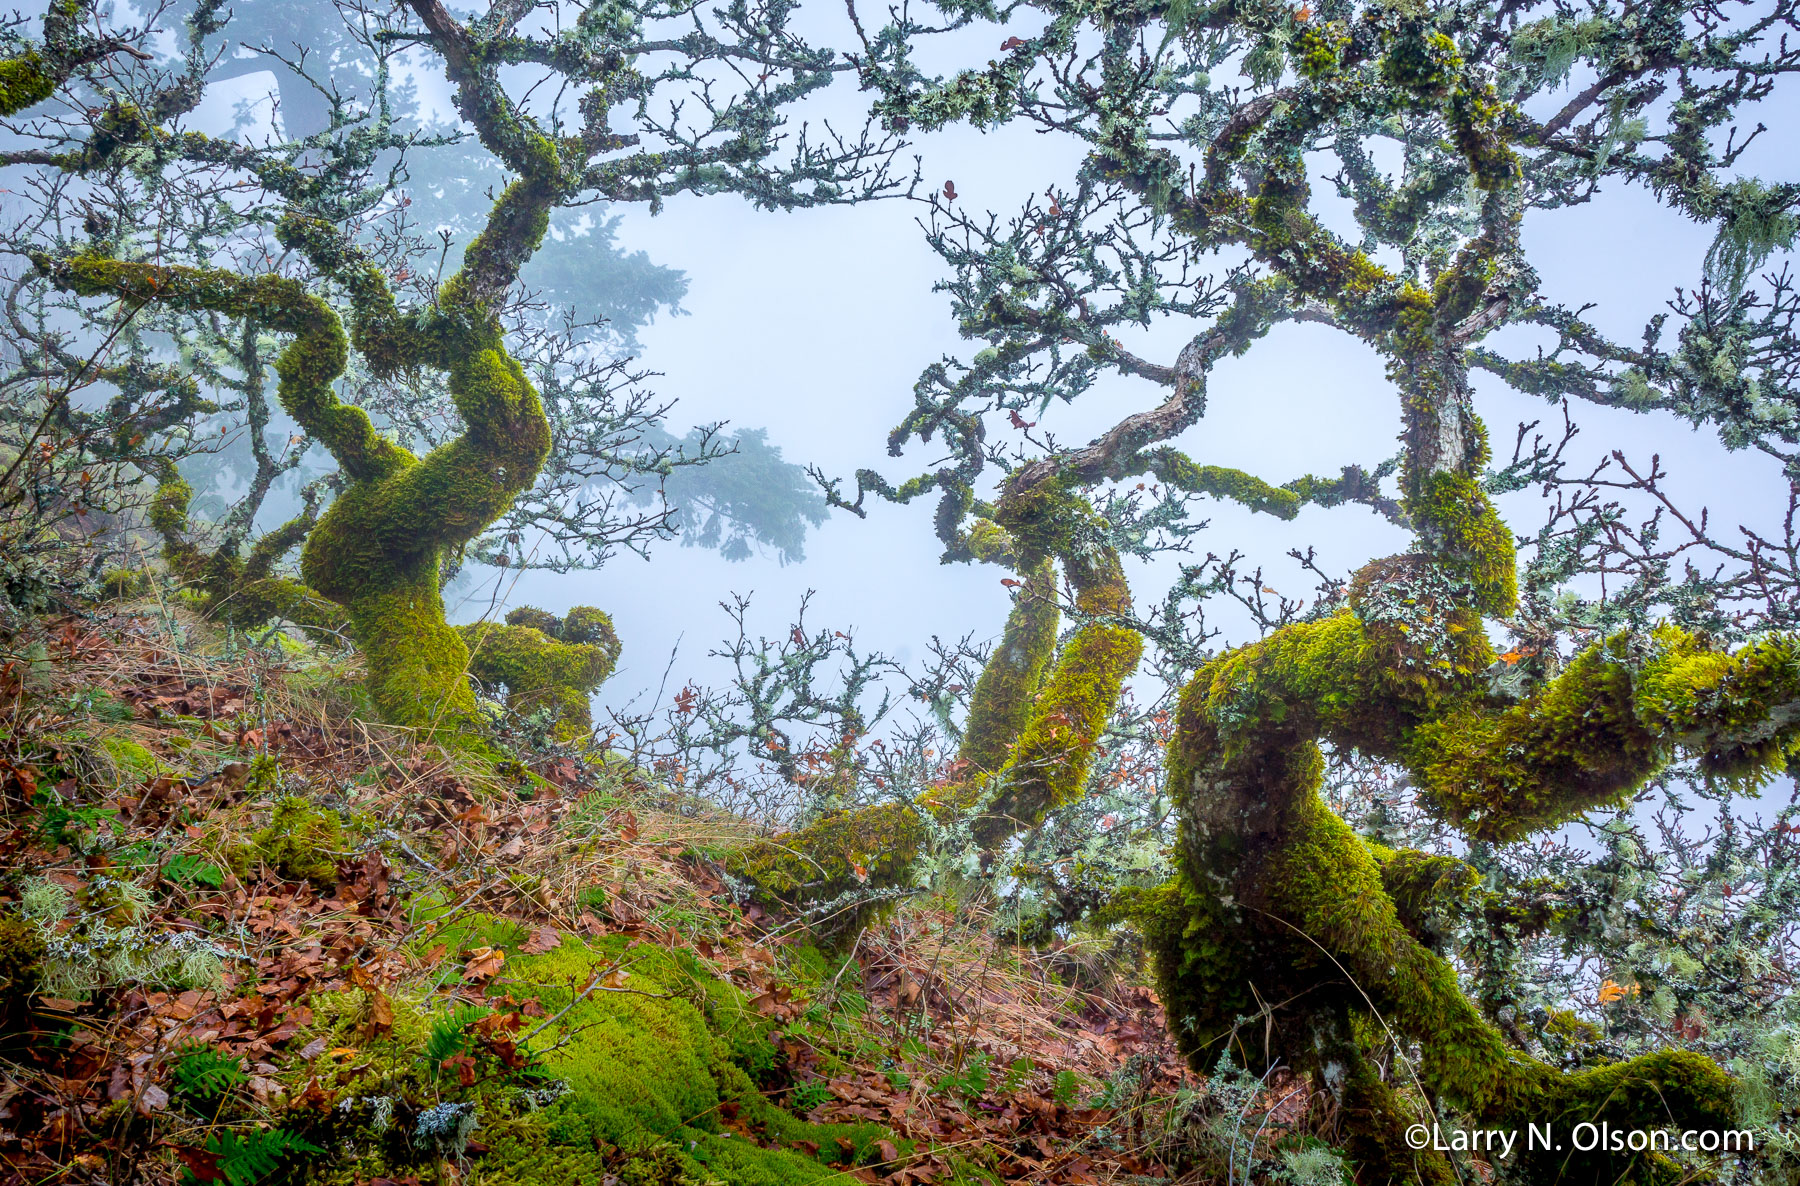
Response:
[424, 1003, 491, 1067]
[197, 1128, 321, 1186]
[171, 1042, 247, 1105]
[162, 853, 225, 889]
[788, 1081, 834, 1112]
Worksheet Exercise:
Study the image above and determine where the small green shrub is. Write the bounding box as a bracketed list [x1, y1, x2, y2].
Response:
[424, 1003, 491, 1069]
[933, 1052, 990, 1099]
[162, 853, 225, 889]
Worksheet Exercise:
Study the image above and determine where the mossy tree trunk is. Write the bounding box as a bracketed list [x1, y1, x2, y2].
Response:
[1146, 273, 1800, 1184]
[40, 233, 551, 730]
[730, 475, 1155, 921]
[32, 0, 632, 732]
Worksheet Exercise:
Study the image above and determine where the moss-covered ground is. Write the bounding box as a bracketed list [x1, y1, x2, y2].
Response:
[0, 602, 1205, 1186]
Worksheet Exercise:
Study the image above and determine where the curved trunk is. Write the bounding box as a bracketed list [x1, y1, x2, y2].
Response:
[1151, 350, 1797, 1182]
[732, 489, 1143, 931]
[40, 176, 556, 732]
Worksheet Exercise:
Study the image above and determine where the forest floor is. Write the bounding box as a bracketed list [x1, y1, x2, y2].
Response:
[0, 603, 1286, 1186]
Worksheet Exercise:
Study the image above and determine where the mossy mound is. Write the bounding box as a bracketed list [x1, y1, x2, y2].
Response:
[254, 796, 345, 886]
[100, 735, 159, 778]
[318, 916, 901, 1185]
[0, 915, 45, 1022]
[458, 605, 621, 742]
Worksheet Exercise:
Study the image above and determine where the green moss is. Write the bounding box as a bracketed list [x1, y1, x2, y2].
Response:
[1152, 545, 1800, 1182]
[1136, 450, 1302, 520]
[1381, 26, 1461, 96]
[99, 567, 152, 599]
[100, 736, 157, 778]
[254, 796, 344, 886]
[1541, 1007, 1602, 1049]
[0, 914, 45, 1022]
[974, 621, 1140, 849]
[1409, 625, 1800, 841]
[1410, 470, 1517, 617]
[458, 606, 620, 741]
[960, 518, 1019, 566]
[0, 49, 54, 117]
[1293, 24, 1349, 80]
[470, 935, 897, 1185]
[1371, 845, 1477, 950]
[956, 560, 1058, 776]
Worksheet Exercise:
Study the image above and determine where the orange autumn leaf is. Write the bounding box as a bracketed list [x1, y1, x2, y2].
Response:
[463, 945, 505, 981]
[1598, 978, 1637, 1004]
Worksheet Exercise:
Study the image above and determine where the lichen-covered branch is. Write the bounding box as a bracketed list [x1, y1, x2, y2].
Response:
[0, 0, 151, 117]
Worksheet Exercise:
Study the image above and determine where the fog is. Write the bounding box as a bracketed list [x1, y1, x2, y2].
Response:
[200, 32, 1799, 737]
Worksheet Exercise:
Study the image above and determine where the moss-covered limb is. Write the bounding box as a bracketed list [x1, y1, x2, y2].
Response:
[969, 490, 1142, 847]
[1157, 723, 1738, 1179]
[442, 167, 560, 312]
[1368, 844, 1478, 953]
[1131, 448, 1301, 520]
[42, 263, 357, 641]
[404, 0, 560, 181]
[987, 279, 1297, 516]
[241, 506, 317, 584]
[0, 0, 145, 117]
[457, 606, 621, 741]
[350, 315, 552, 559]
[955, 558, 1058, 775]
[138, 453, 351, 640]
[1152, 573, 1798, 1180]
[1281, 461, 1407, 524]
[974, 617, 1141, 850]
[736, 490, 1141, 918]
[1408, 626, 1800, 843]
[1396, 371, 1518, 618]
[35, 257, 406, 482]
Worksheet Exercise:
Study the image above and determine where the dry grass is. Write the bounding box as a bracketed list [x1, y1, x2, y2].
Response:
[0, 605, 1343, 1185]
